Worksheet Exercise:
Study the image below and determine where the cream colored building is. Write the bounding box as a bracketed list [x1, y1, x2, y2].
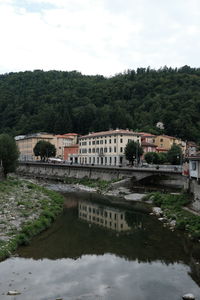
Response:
[78, 129, 141, 166]
[79, 201, 131, 232]
[54, 134, 78, 159]
[15, 133, 55, 161]
[16, 132, 78, 161]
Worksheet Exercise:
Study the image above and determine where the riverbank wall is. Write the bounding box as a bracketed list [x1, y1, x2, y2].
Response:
[17, 162, 185, 190]
[189, 179, 200, 211]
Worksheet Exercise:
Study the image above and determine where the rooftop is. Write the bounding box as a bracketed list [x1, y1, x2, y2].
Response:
[80, 129, 141, 139]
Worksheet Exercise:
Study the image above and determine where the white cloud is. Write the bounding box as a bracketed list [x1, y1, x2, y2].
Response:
[0, 0, 200, 76]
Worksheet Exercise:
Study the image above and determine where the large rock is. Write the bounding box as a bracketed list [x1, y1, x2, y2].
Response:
[182, 293, 195, 299]
[124, 193, 145, 201]
[152, 207, 163, 216]
[7, 290, 21, 295]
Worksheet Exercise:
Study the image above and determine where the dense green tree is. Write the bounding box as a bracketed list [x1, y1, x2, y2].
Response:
[144, 152, 158, 164]
[0, 134, 19, 178]
[125, 141, 143, 165]
[33, 140, 56, 161]
[0, 67, 200, 142]
[157, 152, 167, 164]
[167, 144, 182, 165]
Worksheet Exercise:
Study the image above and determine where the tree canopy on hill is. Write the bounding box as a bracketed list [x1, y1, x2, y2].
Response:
[0, 66, 200, 143]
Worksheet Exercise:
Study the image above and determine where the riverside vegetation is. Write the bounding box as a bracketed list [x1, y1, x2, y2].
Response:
[64, 177, 117, 192]
[144, 192, 200, 241]
[0, 177, 64, 261]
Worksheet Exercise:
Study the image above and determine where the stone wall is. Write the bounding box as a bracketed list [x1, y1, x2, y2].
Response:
[189, 179, 200, 211]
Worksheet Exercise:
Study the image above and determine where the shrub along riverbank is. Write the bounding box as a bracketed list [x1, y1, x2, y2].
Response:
[145, 192, 200, 240]
[0, 178, 64, 261]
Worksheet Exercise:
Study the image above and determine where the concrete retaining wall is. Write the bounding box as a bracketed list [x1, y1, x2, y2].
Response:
[16, 162, 185, 190]
[189, 179, 200, 211]
[17, 163, 130, 182]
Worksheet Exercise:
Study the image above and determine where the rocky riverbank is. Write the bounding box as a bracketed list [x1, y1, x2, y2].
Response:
[0, 177, 64, 261]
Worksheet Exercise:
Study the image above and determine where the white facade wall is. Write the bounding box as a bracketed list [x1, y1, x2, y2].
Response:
[189, 160, 200, 179]
[78, 130, 141, 166]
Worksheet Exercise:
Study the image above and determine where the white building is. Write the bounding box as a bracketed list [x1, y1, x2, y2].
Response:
[78, 129, 141, 166]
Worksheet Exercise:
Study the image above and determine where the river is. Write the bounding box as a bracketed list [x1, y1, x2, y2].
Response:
[0, 190, 200, 300]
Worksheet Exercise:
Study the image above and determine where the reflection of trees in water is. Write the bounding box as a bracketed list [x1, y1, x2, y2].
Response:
[184, 241, 200, 287]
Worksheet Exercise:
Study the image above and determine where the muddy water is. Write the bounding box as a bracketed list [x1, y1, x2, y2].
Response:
[0, 191, 200, 300]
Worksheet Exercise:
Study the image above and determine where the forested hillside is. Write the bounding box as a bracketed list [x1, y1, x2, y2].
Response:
[0, 66, 200, 142]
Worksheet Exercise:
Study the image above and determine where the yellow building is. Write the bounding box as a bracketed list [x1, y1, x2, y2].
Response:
[155, 135, 186, 153]
[15, 133, 55, 161]
[78, 129, 141, 166]
[15, 132, 78, 161]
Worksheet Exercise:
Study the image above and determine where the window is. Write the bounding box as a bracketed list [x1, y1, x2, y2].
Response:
[160, 138, 163, 142]
[120, 138, 123, 143]
[104, 147, 107, 152]
[114, 146, 116, 152]
[109, 139, 112, 143]
[92, 141, 95, 145]
[109, 147, 112, 152]
[105, 140, 107, 144]
[97, 140, 99, 145]
[114, 138, 116, 143]
[192, 161, 197, 170]
[120, 147, 123, 153]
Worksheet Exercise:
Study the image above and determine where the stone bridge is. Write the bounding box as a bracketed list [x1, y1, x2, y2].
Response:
[17, 162, 186, 189]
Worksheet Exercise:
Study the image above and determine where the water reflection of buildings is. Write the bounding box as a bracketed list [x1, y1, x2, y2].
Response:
[79, 201, 133, 232]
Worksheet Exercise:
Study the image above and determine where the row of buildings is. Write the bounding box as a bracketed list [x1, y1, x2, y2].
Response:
[15, 129, 198, 166]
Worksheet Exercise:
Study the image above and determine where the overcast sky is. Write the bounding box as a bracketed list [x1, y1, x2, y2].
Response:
[0, 0, 200, 76]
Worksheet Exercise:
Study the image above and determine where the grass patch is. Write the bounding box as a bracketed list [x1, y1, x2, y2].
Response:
[0, 179, 64, 261]
[64, 176, 116, 191]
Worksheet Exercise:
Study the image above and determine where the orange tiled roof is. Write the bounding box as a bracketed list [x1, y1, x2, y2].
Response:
[139, 132, 156, 137]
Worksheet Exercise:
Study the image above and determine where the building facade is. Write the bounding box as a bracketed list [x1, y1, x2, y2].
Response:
[140, 132, 157, 156]
[54, 133, 78, 159]
[64, 144, 79, 162]
[155, 135, 186, 154]
[15, 133, 55, 161]
[78, 129, 141, 166]
[16, 132, 78, 161]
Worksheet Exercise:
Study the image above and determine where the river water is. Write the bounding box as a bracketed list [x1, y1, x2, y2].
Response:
[1, 191, 200, 300]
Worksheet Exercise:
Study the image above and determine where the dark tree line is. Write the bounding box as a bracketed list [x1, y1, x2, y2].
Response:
[0, 66, 200, 142]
